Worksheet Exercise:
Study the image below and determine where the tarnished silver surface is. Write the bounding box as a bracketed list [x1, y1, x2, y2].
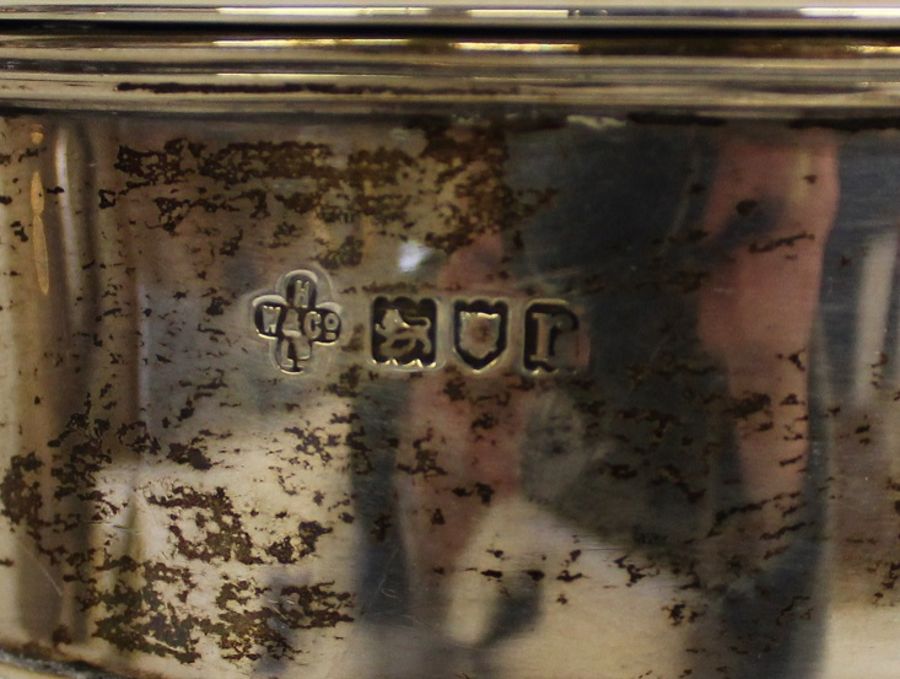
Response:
[0, 26, 897, 679]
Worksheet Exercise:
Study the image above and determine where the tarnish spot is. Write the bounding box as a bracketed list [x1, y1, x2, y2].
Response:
[147, 486, 261, 565]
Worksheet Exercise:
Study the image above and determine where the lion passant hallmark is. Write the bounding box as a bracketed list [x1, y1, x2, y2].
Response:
[252, 270, 584, 376]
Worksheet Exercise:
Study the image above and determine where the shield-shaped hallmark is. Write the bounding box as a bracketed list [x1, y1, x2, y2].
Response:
[453, 300, 509, 370]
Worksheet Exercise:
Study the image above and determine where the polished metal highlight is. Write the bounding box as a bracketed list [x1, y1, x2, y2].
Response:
[8, 1, 900, 29]
[6, 32, 900, 114]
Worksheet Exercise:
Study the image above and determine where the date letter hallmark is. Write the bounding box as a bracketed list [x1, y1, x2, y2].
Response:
[523, 301, 582, 374]
[252, 270, 342, 374]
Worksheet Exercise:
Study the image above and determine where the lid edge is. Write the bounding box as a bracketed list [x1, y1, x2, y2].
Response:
[6, 2, 900, 30]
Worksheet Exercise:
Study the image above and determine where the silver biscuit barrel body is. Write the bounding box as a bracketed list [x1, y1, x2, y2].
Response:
[0, 3, 897, 678]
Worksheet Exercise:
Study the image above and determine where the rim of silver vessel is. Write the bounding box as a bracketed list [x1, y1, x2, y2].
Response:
[2, 28, 900, 113]
[5, 1, 900, 29]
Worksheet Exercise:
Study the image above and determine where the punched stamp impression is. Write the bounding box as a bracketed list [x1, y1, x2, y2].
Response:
[251, 270, 583, 376]
[252, 269, 342, 374]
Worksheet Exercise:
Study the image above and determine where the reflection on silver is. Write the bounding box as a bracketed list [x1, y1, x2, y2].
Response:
[397, 241, 430, 273]
[9, 2, 900, 29]
[7, 30, 900, 114]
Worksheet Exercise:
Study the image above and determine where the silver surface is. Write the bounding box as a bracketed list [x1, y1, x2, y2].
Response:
[5, 1, 900, 29]
[0, 28, 897, 679]
[6, 32, 900, 114]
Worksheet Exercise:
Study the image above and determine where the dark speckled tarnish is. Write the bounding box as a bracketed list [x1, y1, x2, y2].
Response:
[0, 110, 896, 679]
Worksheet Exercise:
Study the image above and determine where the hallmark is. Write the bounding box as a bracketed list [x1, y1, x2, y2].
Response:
[453, 299, 509, 371]
[523, 301, 581, 374]
[251, 273, 582, 376]
[371, 296, 437, 368]
[251, 269, 342, 374]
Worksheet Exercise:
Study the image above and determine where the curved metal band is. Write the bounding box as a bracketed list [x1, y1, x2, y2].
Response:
[5, 2, 900, 30]
[2, 32, 900, 114]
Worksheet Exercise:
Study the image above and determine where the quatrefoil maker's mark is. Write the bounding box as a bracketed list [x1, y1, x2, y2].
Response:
[252, 269, 342, 374]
